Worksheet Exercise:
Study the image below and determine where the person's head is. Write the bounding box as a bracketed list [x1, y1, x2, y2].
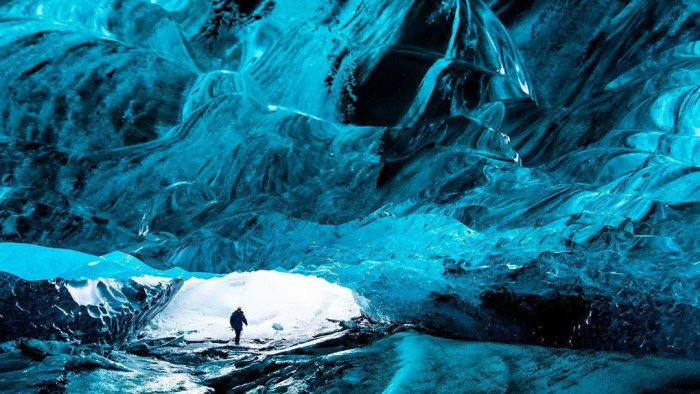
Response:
[237, 306, 242, 311]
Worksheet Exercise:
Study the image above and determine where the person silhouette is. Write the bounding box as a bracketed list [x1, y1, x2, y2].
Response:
[229, 307, 248, 345]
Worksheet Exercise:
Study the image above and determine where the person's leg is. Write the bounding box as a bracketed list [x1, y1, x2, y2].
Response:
[234, 329, 241, 345]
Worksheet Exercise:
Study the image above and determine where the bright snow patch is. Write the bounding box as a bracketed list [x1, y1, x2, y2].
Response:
[141, 270, 361, 343]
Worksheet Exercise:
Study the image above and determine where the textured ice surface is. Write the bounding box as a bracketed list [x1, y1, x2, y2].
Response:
[0, 271, 182, 343]
[0, 0, 698, 362]
[2, 332, 700, 393]
[293, 332, 700, 393]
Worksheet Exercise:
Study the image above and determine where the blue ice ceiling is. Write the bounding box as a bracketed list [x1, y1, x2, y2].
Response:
[0, 0, 698, 357]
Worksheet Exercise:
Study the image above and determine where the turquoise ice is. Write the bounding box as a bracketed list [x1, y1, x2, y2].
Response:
[0, 0, 698, 363]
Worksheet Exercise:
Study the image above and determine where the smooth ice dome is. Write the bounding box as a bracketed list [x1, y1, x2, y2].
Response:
[0, 242, 197, 280]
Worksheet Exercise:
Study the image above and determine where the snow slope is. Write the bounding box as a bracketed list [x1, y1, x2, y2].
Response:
[141, 270, 361, 343]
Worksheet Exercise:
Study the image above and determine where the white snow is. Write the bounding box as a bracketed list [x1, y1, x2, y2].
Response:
[141, 270, 361, 344]
[66, 278, 125, 309]
[0, 243, 362, 345]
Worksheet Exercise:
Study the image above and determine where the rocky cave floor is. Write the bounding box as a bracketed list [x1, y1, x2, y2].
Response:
[2, 316, 700, 393]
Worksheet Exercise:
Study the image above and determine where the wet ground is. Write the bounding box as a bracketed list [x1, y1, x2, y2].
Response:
[2, 317, 699, 393]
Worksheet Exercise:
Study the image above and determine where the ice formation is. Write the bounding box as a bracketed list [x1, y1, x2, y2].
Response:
[0, 0, 699, 391]
[0, 243, 359, 345]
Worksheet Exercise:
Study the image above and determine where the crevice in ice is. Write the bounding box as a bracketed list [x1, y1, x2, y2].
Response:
[382, 334, 427, 394]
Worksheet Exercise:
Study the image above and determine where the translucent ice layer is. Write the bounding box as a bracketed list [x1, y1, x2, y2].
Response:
[0, 0, 698, 358]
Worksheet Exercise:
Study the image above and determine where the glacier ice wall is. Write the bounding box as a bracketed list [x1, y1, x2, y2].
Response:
[0, 271, 182, 343]
[0, 0, 698, 357]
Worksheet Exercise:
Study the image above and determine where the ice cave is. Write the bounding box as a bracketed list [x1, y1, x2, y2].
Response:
[0, 0, 699, 392]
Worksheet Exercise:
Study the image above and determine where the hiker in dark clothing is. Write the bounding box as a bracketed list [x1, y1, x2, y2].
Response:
[230, 307, 248, 345]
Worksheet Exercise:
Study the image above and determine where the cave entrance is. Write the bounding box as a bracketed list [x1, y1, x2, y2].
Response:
[0, 242, 361, 347]
[139, 270, 361, 345]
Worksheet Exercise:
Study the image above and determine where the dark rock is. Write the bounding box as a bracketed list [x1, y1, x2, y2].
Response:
[0, 272, 183, 344]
